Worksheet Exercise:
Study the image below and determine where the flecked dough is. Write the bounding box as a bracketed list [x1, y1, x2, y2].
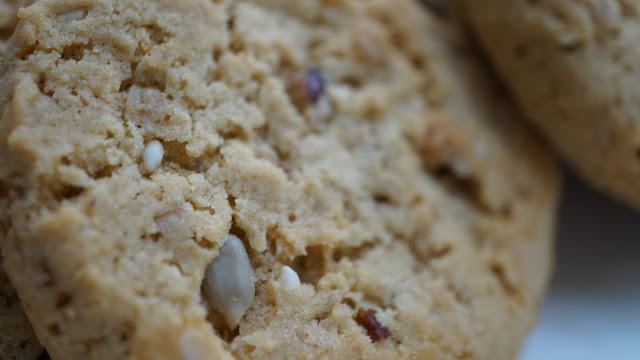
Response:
[0, 0, 559, 359]
[458, 0, 640, 207]
[1, 1, 45, 359]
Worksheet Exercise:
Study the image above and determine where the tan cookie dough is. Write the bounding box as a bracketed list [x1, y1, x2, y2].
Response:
[0, 0, 559, 359]
[458, 0, 640, 207]
[1, 1, 45, 360]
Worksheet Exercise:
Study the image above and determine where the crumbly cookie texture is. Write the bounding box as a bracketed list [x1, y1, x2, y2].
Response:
[0, 1, 45, 360]
[458, 0, 640, 207]
[0, 0, 558, 359]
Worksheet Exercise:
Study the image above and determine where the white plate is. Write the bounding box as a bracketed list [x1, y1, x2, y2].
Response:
[520, 171, 640, 360]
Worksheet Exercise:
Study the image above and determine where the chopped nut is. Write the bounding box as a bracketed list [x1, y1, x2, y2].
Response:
[143, 140, 164, 173]
[203, 234, 256, 329]
[278, 265, 301, 289]
[355, 308, 390, 342]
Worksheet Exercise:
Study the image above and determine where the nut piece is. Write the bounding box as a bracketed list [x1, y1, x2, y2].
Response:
[143, 140, 164, 172]
[203, 234, 256, 329]
[278, 265, 301, 289]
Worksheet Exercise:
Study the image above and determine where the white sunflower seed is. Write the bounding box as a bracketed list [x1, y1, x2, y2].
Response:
[203, 234, 255, 329]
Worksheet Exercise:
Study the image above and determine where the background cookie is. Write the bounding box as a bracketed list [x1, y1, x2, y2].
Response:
[0, 0, 558, 359]
[458, 0, 640, 207]
[0, 1, 45, 359]
[0, 0, 30, 50]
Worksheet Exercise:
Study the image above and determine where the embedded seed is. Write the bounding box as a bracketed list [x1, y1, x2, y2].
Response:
[278, 265, 301, 289]
[143, 140, 164, 172]
[203, 234, 255, 329]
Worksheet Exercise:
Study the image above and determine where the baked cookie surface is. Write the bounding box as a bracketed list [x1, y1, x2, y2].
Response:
[458, 0, 640, 207]
[1, 1, 45, 360]
[0, 0, 558, 359]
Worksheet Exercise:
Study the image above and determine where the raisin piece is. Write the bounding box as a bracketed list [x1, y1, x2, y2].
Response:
[290, 67, 325, 109]
[355, 308, 390, 342]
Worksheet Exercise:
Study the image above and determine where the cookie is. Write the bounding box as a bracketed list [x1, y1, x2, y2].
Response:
[0, 0, 30, 51]
[0, 1, 45, 360]
[1, 255, 48, 360]
[457, 0, 640, 207]
[0, 0, 559, 359]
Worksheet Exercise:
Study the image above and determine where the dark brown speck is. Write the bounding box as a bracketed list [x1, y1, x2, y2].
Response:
[290, 67, 326, 109]
[355, 308, 391, 342]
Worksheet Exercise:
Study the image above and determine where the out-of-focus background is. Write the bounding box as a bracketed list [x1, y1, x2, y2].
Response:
[520, 171, 640, 360]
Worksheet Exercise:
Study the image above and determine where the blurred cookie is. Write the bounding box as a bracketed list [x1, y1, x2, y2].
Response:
[0, 0, 30, 51]
[458, 0, 640, 207]
[0, 0, 559, 359]
[0, 1, 44, 360]
[1, 255, 47, 360]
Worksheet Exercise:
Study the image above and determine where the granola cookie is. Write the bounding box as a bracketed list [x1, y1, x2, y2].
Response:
[0, 0, 559, 359]
[458, 0, 640, 207]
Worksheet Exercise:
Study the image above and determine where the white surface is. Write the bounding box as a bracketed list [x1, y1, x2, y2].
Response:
[520, 172, 640, 360]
